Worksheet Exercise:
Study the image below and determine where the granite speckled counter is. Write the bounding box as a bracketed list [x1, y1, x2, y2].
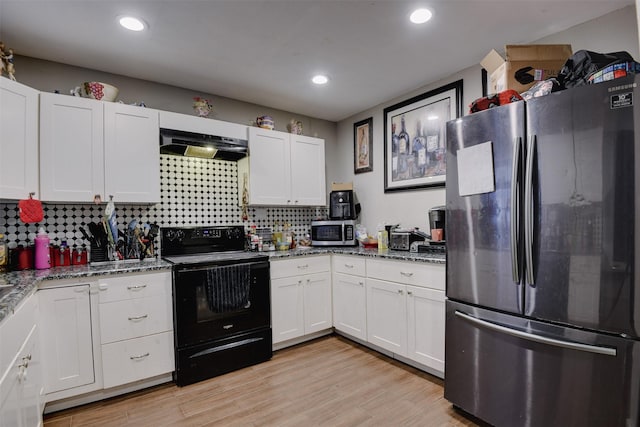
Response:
[267, 246, 446, 264]
[0, 247, 444, 323]
[0, 259, 172, 323]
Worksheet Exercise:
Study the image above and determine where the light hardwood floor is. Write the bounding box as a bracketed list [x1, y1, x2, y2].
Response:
[44, 335, 479, 426]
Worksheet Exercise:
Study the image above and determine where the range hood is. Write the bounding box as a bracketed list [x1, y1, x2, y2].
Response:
[160, 128, 248, 160]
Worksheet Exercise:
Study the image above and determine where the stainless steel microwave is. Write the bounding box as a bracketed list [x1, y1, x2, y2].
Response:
[311, 220, 357, 246]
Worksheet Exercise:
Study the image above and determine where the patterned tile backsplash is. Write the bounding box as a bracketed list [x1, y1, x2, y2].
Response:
[0, 154, 326, 253]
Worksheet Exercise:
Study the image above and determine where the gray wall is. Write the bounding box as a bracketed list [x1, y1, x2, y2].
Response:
[13, 54, 338, 170]
[332, 5, 639, 235]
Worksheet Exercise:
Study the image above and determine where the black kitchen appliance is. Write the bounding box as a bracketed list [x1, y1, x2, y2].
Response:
[329, 190, 359, 220]
[161, 225, 271, 386]
[428, 206, 446, 241]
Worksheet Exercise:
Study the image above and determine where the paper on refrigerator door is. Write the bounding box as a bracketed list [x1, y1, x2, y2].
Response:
[457, 141, 495, 196]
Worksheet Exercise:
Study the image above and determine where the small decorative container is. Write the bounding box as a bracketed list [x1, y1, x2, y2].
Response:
[193, 97, 213, 117]
[82, 82, 119, 102]
[288, 119, 303, 135]
[256, 115, 274, 130]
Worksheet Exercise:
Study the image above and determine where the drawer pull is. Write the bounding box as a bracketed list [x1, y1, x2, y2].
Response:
[400, 271, 414, 278]
[130, 352, 150, 360]
[297, 264, 309, 269]
[128, 314, 149, 321]
[344, 264, 354, 268]
[127, 284, 147, 290]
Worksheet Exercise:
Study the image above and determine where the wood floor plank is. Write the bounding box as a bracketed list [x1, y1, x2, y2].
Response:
[43, 335, 479, 426]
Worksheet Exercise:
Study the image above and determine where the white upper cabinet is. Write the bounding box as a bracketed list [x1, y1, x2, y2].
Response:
[40, 93, 104, 202]
[39, 93, 159, 203]
[104, 102, 159, 203]
[0, 78, 40, 199]
[239, 127, 326, 206]
[243, 127, 290, 205]
[290, 134, 326, 206]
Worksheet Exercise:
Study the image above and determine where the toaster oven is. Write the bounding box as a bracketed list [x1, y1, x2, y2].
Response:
[390, 229, 428, 251]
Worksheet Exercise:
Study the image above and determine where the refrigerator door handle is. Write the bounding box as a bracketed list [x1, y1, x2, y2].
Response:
[455, 310, 617, 357]
[524, 135, 536, 286]
[510, 137, 522, 283]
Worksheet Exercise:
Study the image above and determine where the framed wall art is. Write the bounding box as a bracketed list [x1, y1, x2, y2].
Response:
[383, 79, 463, 192]
[354, 117, 373, 174]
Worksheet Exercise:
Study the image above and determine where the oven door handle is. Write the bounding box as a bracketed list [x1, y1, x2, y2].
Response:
[175, 260, 269, 273]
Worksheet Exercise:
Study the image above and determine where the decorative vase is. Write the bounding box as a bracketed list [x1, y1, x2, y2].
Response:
[193, 97, 213, 117]
[288, 119, 303, 135]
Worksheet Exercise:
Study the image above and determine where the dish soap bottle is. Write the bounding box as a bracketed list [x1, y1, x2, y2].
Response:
[377, 224, 389, 251]
[34, 227, 51, 270]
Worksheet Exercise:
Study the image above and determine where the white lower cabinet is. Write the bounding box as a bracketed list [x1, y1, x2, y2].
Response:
[366, 278, 407, 355]
[332, 255, 367, 341]
[365, 258, 445, 377]
[97, 271, 174, 389]
[0, 293, 43, 427]
[39, 284, 96, 394]
[406, 285, 445, 373]
[37, 270, 174, 410]
[271, 256, 332, 345]
[101, 331, 174, 389]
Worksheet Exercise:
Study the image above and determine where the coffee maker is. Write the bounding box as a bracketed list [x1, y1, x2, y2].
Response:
[329, 190, 359, 220]
[428, 206, 446, 241]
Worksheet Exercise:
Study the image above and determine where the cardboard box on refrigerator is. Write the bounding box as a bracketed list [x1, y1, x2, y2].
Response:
[481, 44, 573, 94]
[331, 182, 353, 191]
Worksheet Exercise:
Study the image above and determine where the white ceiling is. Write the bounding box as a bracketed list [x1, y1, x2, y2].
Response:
[0, 0, 634, 122]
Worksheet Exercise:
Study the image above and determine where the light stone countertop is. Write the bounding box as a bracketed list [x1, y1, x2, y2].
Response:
[0, 259, 172, 323]
[0, 247, 445, 323]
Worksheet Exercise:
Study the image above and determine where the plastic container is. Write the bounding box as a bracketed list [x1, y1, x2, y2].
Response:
[377, 225, 389, 250]
[34, 227, 51, 270]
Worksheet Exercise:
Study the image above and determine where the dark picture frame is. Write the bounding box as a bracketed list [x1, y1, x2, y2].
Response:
[354, 117, 373, 174]
[383, 79, 463, 192]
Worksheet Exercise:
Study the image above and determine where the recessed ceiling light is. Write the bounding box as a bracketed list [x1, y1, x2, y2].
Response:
[410, 8, 433, 24]
[312, 75, 329, 85]
[119, 16, 146, 32]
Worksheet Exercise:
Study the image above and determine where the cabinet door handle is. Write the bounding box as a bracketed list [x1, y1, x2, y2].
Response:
[400, 271, 414, 278]
[127, 284, 147, 290]
[298, 280, 303, 286]
[128, 314, 149, 321]
[344, 264, 354, 268]
[407, 291, 413, 296]
[397, 289, 404, 295]
[130, 352, 150, 360]
[359, 281, 364, 287]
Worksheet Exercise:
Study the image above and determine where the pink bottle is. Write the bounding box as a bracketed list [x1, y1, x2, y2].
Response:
[34, 227, 51, 270]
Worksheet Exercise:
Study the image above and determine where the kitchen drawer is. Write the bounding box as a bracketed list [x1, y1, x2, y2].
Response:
[99, 294, 173, 344]
[97, 271, 171, 303]
[332, 255, 366, 276]
[270, 255, 330, 279]
[101, 331, 174, 389]
[0, 291, 37, 378]
[366, 259, 445, 290]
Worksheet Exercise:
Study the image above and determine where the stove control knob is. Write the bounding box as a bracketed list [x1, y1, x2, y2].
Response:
[165, 230, 176, 241]
[175, 230, 185, 241]
[227, 228, 242, 239]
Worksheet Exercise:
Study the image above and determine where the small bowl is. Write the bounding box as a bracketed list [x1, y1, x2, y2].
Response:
[82, 82, 119, 102]
[277, 243, 290, 251]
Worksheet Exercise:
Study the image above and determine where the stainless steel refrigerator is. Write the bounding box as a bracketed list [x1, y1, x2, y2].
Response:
[444, 74, 640, 427]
